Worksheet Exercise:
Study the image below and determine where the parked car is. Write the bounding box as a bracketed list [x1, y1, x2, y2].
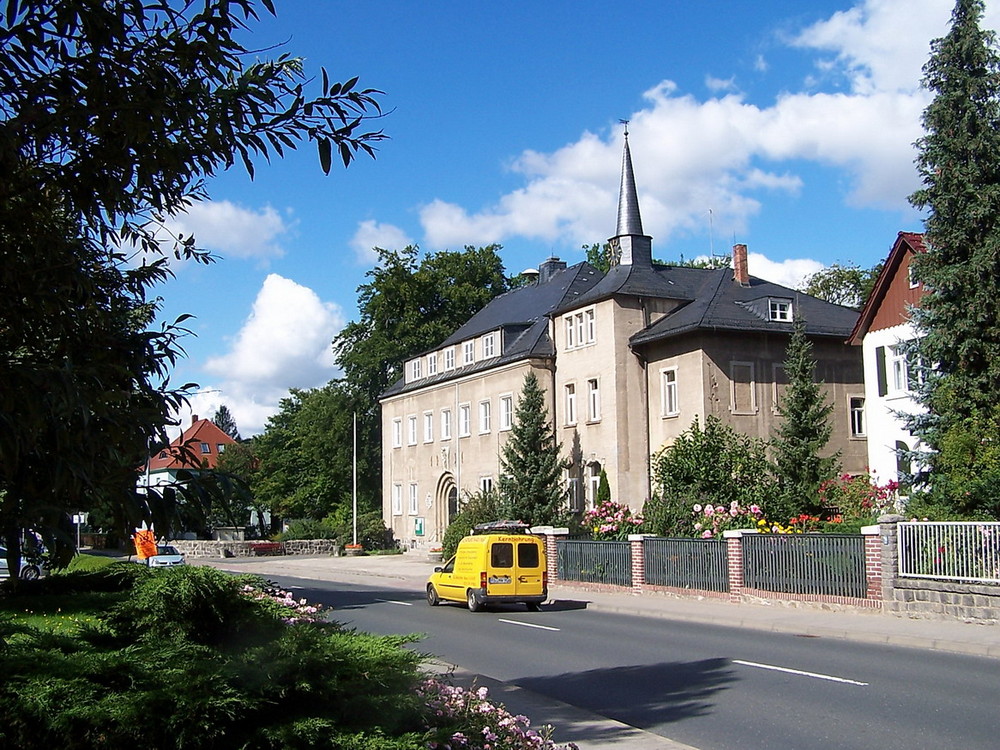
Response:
[426, 521, 547, 612]
[0, 545, 43, 580]
[141, 544, 186, 568]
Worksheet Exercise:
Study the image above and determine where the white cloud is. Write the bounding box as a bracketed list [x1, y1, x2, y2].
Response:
[416, 2, 982, 253]
[202, 274, 345, 435]
[350, 220, 414, 264]
[166, 200, 292, 262]
[748, 252, 825, 290]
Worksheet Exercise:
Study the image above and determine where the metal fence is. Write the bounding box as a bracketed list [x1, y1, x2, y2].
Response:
[644, 537, 729, 592]
[898, 522, 1000, 584]
[742, 533, 866, 598]
[557, 539, 632, 587]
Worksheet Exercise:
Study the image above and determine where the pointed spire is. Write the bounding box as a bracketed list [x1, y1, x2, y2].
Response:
[616, 125, 644, 236]
[609, 122, 653, 267]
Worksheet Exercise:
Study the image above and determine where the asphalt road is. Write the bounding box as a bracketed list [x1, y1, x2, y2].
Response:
[273, 575, 1000, 750]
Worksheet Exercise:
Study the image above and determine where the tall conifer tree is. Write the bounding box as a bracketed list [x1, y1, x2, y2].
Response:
[498, 372, 567, 526]
[771, 316, 839, 519]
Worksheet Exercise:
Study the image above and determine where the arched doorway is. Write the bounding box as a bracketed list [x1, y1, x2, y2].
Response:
[434, 473, 457, 543]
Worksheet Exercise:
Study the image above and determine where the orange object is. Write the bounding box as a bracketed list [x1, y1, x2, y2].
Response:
[134, 529, 157, 559]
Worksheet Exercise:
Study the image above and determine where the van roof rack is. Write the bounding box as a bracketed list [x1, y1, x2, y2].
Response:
[472, 520, 530, 534]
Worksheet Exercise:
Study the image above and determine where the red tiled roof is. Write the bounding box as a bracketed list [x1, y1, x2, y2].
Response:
[146, 418, 238, 472]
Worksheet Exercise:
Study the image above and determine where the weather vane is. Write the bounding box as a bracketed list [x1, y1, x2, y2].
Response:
[619, 118, 630, 136]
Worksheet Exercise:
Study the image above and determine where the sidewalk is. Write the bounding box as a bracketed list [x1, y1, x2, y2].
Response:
[195, 551, 1000, 750]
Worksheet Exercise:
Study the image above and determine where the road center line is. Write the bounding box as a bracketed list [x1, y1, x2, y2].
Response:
[497, 618, 560, 632]
[733, 659, 868, 686]
[376, 598, 413, 606]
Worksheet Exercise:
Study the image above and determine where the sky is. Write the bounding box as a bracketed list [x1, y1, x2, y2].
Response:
[156, 0, 1000, 437]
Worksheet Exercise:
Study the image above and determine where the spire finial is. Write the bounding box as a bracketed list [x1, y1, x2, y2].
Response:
[619, 118, 630, 137]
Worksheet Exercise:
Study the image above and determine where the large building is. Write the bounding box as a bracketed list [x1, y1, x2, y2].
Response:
[381, 135, 866, 549]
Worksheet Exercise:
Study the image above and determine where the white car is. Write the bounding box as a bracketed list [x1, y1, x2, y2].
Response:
[143, 544, 186, 568]
[0, 545, 43, 580]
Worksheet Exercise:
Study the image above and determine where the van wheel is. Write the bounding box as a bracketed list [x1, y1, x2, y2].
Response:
[466, 589, 482, 612]
[19, 565, 40, 581]
[526, 602, 541, 612]
[426, 584, 440, 606]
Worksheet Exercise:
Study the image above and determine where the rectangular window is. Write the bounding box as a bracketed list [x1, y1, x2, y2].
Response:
[480, 476, 493, 493]
[459, 403, 471, 437]
[444, 348, 455, 370]
[479, 399, 491, 433]
[565, 383, 577, 425]
[463, 340, 475, 365]
[423, 411, 434, 443]
[890, 345, 908, 393]
[427, 353, 438, 376]
[566, 477, 581, 512]
[850, 397, 866, 437]
[408, 483, 418, 515]
[565, 317, 576, 349]
[482, 333, 496, 359]
[661, 368, 679, 416]
[575, 313, 585, 346]
[407, 415, 417, 446]
[908, 263, 919, 289]
[564, 308, 596, 349]
[587, 378, 600, 421]
[441, 409, 452, 440]
[410, 359, 422, 380]
[768, 299, 792, 321]
[772, 363, 788, 412]
[499, 394, 514, 430]
[392, 484, 402, 515]
[730, 362, 757, 414]
[392, 418, 402, 448]
[217, 444, 226, 454]
[200, 442, 210, 454]
[585, 309, 596, 343]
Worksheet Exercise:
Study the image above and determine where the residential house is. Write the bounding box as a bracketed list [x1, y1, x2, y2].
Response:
[847, 232, 929, 486]
[143, 415, 237, 489]
[381, 135, 866, 549]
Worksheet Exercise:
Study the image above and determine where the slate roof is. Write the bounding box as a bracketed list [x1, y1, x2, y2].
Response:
[380, 261, 602, 399]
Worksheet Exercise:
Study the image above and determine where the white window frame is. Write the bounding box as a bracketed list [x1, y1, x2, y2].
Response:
[444, 347, 455, 370]
[587, 378, 601, 422]
[585, 309, 596, 343]
[661, 367, 679, 417]
[406, 415, 417, 446]
[408, 483, 418, 515]
[482, 333, 496, 359]
[768, 298, 792, 322]
[565, 383, 577, 425]
[563, 308, 596, 349]
[479, 475, 494, 494]
[459, 403, 471, 437]
[423, 411, 434, 443]
[566, 477, 581, 513]
[392, 483, 403, 515]
[850, 396, 866, 438]
[565, 316, 576, 349]
[427, 353, 438, 376]
[479, 399, 491, 433]
[729, 361, 757, 414]
[392, 418, 402, 449]
[908, 263, 919, 289]
[890, 345, 908, 394]
[410, 358, 422, 380]
[499, 394, 514, 431]
[441, 409, 452, 440]
[463, 340, 475, 365]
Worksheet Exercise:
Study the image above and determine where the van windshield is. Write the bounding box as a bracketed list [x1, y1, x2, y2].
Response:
[518, 543, 539, 568]
[491, 543, 513, 568]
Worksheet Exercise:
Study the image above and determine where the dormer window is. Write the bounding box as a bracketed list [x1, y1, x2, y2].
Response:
[482, 333, 496, 359]
[463, 340, 475, 365]
[444, 347, 455, 370]
[768, 299, 792, 322]
[410, 358, 422, 380]
[427, 353, 438, 376]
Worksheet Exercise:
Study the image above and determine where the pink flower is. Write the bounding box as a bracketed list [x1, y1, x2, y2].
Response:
[702, 530, 713, 538]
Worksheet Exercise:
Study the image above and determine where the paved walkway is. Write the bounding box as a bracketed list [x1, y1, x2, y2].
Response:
[195, 551, 1000, 749]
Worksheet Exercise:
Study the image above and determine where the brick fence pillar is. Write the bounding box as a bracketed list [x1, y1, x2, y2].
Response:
[628, 534, 651, 593]
[861, 524, 882, 602]
[723, 530, 747, 603]
[531, 526, 568, 584]
[878, 514, 904, 604]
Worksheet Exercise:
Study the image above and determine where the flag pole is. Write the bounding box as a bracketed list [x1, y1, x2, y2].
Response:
[352, 411, 358, 547]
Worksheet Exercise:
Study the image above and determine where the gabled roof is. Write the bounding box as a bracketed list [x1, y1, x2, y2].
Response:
[847, 231, 927, 345]
[628, 268, 861, 347]
[147, 418, 237, 472]
[380, 262, 602, 399]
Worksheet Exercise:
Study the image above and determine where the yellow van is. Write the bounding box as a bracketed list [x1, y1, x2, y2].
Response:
[426, 521, 547, 612]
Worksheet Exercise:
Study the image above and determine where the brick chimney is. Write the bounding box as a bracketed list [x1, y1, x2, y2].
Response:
[733, 244, 750, 287]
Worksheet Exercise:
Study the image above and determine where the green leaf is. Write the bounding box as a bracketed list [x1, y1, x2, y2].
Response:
[318, 137, 332, 174]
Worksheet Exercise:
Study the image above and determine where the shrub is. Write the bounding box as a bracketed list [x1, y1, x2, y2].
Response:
[442, 489, 505, 559]
[583, 501, 643, 541]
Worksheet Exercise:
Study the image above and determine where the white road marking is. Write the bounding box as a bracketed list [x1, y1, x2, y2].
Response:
[733, 659, 869, 686]
[498, 618, 560, 632]
[376, 598, 413, 606]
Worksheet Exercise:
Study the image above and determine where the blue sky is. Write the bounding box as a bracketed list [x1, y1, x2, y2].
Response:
[158, 0, 1000, 436]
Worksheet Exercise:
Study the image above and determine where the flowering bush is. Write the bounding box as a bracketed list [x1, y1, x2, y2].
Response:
[584, 500, 644, 541]
[690, 501, 764, 538]
[419, 678, 577, 749]
[818, 473, 899, 521]
[240, 583, 324, 624]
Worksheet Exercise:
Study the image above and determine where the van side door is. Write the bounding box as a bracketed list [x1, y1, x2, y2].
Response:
[515, 540, 544, 596]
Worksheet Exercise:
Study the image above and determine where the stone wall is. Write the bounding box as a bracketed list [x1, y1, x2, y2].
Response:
[170, 539, 339, 558]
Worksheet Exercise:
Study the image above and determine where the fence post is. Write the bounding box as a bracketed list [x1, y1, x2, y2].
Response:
[878, 514, 904, 604]
[861, 524, 882, 602]
[532, 526, 568, 583]
[628, 534, 650, 594]
[723, 530, 747, 603]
